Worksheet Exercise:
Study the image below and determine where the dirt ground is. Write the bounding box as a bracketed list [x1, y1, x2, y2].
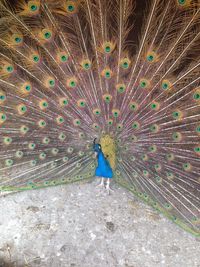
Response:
[0, 179, 199, 267]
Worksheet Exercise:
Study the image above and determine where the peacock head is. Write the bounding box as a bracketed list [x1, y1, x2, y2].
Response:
[93, 138, 102, 153]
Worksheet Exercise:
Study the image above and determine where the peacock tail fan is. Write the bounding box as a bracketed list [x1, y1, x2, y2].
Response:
[0, 0, 199, 236]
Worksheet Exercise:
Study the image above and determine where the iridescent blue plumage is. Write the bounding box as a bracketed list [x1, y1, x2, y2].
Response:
[93, 142, 113, 178]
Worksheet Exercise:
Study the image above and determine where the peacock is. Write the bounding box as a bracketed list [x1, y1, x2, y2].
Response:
[0, 0, 199, 237]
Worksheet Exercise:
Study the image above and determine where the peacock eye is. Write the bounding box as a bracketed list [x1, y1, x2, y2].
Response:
[84, 62, 91, 70]
[93, 123, 99, 129]
[4, 137, 12, 143]
[155, 164, 161, 170]
[193, 91, 200, 100]
[19, 105, 27, 113]
[194, 146, 200, 153]
[196, 126, 200, 133]
[129, 102, 138, 111]
[140, 78, 150, 89]
[93, 109, 101, 115]
[7, 66, 13, 73]
[143, 170, 149, 176]
[63, 156, 68, 162]
[44, 31, 51, 39]
[30, 143, 35, 149]
[172, 132, 182, 141]
[1, 114, 6, 120]
[5, 159, 14, 166]
[16, 151, 23, 158]
[104, 95, 111, 103]
[178, 0, 186, 5]
[62, 55, 66, 61]
[52, 148, 59, 154]
[67, 5, 75, 12]
[15, 37, 22, 43]
[162, 83, 168, 89]
[33, 55, 39, 62]
[147, 55, 154, 61]
[150, 101, 160, 111]
[142, 154, 147, 160]
[81, 59, 91, 70]
[20, 125, 29, 134]
[183, 162, 191, 171]
[59, 133, 66, 140]
[49, 79, 55, 86]
[123, 62, 128, 68]
[74, 119, 81, 125]
[79, 133, 84, 138]
[25, 85, 31, 91]
[149, 145, 157, 153]
[120, 59, 130, 69]
[141, 81, 146, 87]
[70, 81, 76, 87]
[56, 116, 64, 124]
[150, 124, 159, 132]
[132, 121, 140, 129]
[101, 68, 112, 79]
[131, 135, 137, 142]
[117, 124, 123, 130]
[176, 0, 192, 8]
[105, 71, 111, 78]
[105, 46, 111, 53]
[39, 152, 46, 159]
[119, 57, 131, 69]
[30, 4, 37, 11]
[38, 120, 46, 127]
[102, 41, 115, 54]
[116, 84, 126, 94]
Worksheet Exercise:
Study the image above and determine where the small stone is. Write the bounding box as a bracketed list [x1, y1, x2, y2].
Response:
[26, 206, 39, 212]
[90, 232, 96, 240]
[106, 221, 115, 232]
[32, 257, 41, 265]
[60, 245, 67, 252]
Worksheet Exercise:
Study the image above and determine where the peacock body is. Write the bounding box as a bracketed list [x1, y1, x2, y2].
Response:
[0, 0, 199, 236]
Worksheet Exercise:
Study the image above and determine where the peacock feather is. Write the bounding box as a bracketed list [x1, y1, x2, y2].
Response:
[0, 0, 199, 237]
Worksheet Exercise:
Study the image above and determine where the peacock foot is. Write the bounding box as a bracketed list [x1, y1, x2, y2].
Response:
[96, 182, 105, 189]
[105, 185, 114, 195]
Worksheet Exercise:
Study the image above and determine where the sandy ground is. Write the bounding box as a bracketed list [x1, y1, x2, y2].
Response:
[0, 179, 199, 267]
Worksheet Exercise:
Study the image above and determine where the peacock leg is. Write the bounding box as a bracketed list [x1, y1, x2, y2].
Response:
[105, 179, 113, 194]
[96, 177, 105, 188]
